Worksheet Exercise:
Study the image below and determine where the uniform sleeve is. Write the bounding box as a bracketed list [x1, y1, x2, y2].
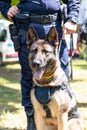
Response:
[0, 0, 11, 18]
[63, 0, 80, 23]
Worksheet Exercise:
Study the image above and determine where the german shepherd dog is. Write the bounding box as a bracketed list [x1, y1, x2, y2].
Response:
[27, 26, 83, 130]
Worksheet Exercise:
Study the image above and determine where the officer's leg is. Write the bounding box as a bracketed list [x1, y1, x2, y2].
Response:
[59, 39, 69, 79]
[18, 49, 36, 130]
[25, 107, 36, 130]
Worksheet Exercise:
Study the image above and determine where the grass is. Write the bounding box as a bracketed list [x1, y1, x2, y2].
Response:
[0, 60, 87, 130]
[0, 63, 26, 130]
[70, 60, 87, 130]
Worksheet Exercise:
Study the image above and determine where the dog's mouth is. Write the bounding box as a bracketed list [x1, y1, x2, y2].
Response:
[33, 68, 45, 80]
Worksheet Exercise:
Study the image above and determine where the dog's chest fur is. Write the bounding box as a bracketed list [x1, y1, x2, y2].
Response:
[30, 65, 71, 124]
[31, 86, 70, 124]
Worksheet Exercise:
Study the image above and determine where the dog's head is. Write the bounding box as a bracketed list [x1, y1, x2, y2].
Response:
[27, 26, 60, 80]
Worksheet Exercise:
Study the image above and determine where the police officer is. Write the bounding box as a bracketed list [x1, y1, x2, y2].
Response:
[0, 0, 80, 130]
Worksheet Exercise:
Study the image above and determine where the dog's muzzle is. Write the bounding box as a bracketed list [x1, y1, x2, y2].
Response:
[32, 58, 45, 80]
[32, 58, 43, 68]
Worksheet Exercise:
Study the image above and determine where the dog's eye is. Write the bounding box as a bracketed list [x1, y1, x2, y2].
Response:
[31, 49, 37, 53]
[42, 49, 50, 54]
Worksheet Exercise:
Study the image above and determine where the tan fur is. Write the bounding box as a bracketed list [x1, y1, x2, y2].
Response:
[31, 88, 69, 130]
[27, 26, 84, 130]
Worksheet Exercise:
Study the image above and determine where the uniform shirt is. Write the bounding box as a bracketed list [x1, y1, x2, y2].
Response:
[0, 0, 80, 22]
[78, 0, 87, 24]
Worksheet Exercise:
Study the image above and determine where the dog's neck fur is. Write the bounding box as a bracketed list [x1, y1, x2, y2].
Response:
[33, 62, 68, 87]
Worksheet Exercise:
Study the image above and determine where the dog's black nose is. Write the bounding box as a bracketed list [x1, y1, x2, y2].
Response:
[33, 59, 41, 68]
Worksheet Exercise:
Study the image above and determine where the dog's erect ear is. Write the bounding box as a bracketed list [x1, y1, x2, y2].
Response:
[27, 26, 39, 48]
[45, 27, 59, 48]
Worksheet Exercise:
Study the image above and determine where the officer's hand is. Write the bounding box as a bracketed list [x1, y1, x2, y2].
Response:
[7, 6, 19, 19]
[62, 21, 77, 39]
[77, 42, 82, 51]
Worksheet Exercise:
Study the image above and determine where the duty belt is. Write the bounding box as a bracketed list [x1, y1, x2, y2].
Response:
[15, 13, 58, 24]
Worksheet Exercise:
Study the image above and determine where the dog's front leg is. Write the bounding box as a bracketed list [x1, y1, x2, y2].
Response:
[31, 89, 46, 130]
[57, 112, 68, 130]
[34, 111, 47, 130]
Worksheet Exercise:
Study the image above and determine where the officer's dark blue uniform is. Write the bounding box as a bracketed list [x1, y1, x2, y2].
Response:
[0, 0, 80, 129]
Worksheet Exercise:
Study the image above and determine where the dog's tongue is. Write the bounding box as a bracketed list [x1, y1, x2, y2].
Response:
[33, 68, 44, 80]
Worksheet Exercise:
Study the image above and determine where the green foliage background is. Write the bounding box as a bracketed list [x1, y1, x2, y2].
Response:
[11, 0, 20, 5]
